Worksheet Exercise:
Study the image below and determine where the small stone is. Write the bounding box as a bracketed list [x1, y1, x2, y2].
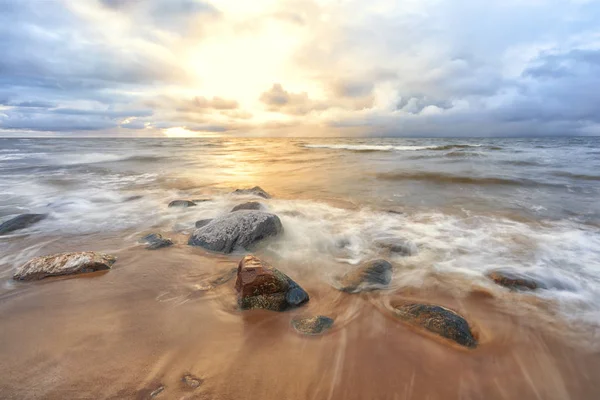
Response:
[291, 315, 334, 335]
[232, 186, 271, 199]
[140, 233, 173, 250]
[181, 374, 203, 389]
[375, 239, 417, 256]
[393, 303, 477, 348]
[14, 251, 116, 281]
[168, 200, 196, 208]
[149, 385, 165, 398]
[195, 219, 213, 228]
[235, 255, 309, 311]
[0, 213, 47, 235]
[231, 201, 263, 212]
[192, 198, 211, 203]
[338, 259, 393, 293]
[487, 270, 541, 290]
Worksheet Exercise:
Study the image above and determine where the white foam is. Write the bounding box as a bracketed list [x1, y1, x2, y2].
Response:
[302, 144, 437, 151]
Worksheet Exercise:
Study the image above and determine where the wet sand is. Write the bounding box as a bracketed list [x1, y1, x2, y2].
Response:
[1, 235, 600, 400]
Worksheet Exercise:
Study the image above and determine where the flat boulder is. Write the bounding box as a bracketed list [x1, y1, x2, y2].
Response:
[393, 303, 477, 348]
[140, 233, 173, 250]
[14, 251, 116, 281]
[235, 255, 309, 311]
[232, 186, 271, 199]
[188, 210, 283, 254]
[487, 269, 542, 290]
[231, 201, 263, 212]
[291, 315, 334, 335]
[168, 200, 196, 208]
[0, 213, 47, 235]
[338, 259, 393, 293]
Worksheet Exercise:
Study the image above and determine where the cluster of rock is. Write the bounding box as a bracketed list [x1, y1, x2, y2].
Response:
[11, 185, 538, 350]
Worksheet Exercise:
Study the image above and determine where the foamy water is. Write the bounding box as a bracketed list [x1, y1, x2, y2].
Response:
[1, 137, 600, 329]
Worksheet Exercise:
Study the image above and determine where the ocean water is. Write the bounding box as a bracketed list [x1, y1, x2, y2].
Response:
[1, 137, 600, 329]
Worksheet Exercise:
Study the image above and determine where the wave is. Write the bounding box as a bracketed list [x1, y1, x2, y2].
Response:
[552, 171, 600, 181]
[429, 144, 483, 151]
[302, 143, 486, 152]
[376, 171, 540, 186]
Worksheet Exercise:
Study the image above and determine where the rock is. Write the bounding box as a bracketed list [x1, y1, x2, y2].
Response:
[181, 374, 203, 389]
[188, 211, 283, 254]
[375, 239, 417, 256]
[140, 233, 173, 250]
[231, 201, 263, 212]
[338, 259, 393, 293]
[0, 213, 47, 235]
[124, 195, 143, 202]
[487, 269, 541, 290]
[393, 303, 477, 348]
[14, 251, 116, 281]
[232, 186, 271, 199]
[195, 219, 213, 228]
[235, 255, 309, 311]
[291, 315, 334, 335]
[191, 198, 211, 203]
[168, 200, 196, 208]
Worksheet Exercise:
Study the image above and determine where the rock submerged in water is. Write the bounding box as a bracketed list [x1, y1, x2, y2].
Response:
[0, 213, 47, 235]
[375, 239, 417, 256]
[231, 201, 263, 212]
[181, 373, 203, 389]
[487, 270, 541, 290]
[13, 251, 116, 281]
[338, 259, 393, 293]
[291, 315, 334, 335]
[188, 211, 283, 254]
[140, 233, 173, 250]
[168, 200, 196, 208]
[235, 255, 309, 311]
[393, 303, 477, 348]
[195, 219, 213, 228]
[232, 186, 271, 199]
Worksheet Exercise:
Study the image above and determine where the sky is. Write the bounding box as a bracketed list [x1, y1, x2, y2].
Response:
[1, 0, 600, 137]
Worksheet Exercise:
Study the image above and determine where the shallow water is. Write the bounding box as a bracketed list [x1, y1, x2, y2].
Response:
[1, 137, 600, 399]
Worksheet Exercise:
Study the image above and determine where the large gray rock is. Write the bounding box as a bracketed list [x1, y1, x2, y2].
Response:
[235, 255, 309, 311]
[188, 210, 283, 253]
[232, 186, 271, 199]
[14, 251, 116, 281]
[0, 213, 47, 235]
[393, 303, 478, 348]
[338, 259, 393, 293]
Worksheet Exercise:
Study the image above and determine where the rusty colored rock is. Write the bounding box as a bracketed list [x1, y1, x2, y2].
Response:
[487, 270, 541, 290]
[235, 255, 308, 311]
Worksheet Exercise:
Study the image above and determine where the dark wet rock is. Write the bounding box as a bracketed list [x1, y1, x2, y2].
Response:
[393, 303, 477, 348]
[168, 200, 196, 208]
[385, 209, 405, 215]
[14, 251, 116, 281]
[195, 219, 213, 228]
[235, 255, 309, 311]
[192, 198, 211, 203]
[375, 239, 417, 256]
[231, 201, 263, 212]
[487, 269, 542, 290]
[140, 233, 173, 250]
[181, 374, 203, 389]
[338, 259, 393, 293]
[124, 195, 143, 202]
[291, 315, 334, 335]
[188, 210, 283, 254]
[232, 186, 271, 199]
[0, 213, 47, 235]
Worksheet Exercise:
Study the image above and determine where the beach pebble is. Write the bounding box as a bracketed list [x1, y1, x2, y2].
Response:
[0, 213, 47, 235]
[188, 210, 283, 254]
[140, 233, 173, 250]
[235, 255, 309, 311]
[291, 315, 334, 335]
[168, 200, 196, 208]
[13, 251, 116, 281]
[181, 374, 203, 389]
[487, 269, 542, 290]
[393, 303, 477, 348]
[338, 259, 393, 293]
[375, 238, 417, 256]
[231, 201, 264, 212]
[232, 186, 271, 199]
